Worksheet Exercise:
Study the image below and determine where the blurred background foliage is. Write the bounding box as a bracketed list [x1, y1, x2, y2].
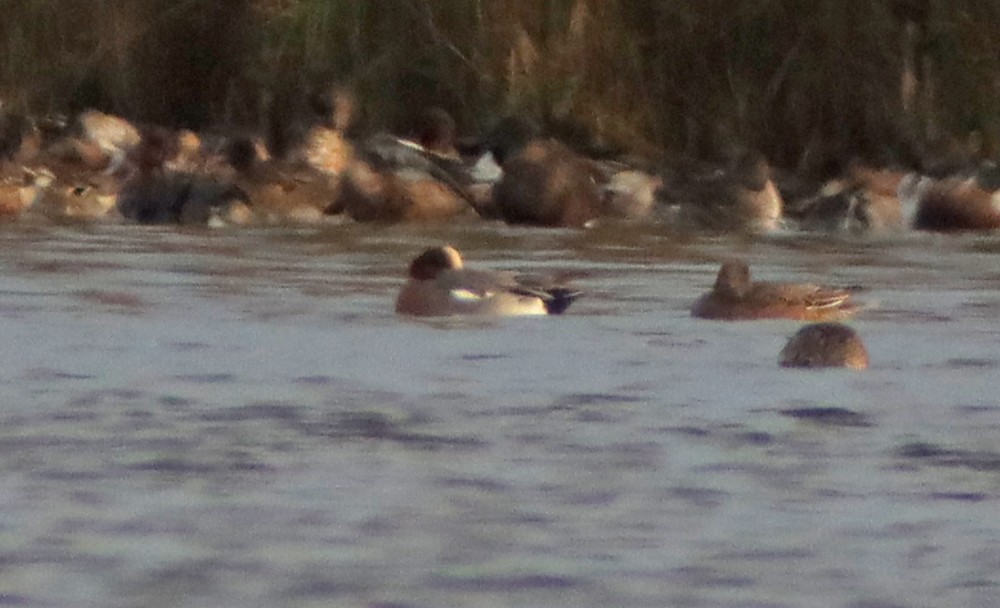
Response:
[2, 0, 998, 170]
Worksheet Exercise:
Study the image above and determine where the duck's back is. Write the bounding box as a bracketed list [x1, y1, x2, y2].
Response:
[692, 282, 855, 321]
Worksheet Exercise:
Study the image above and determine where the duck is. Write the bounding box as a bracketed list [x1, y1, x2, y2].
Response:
[222, 135, 337, 223]
[661, 152, 783, 232]
[691, 259, 859, 321]
[787, 161, 908, 233]
[164, 129, 210, 172]
[116, 129, 251, 225]
[396, 246, 581, 317]
[488, 116, 604, 227]
[296, 85, 356, 178]
[898, 168, 1000, 232]
[75, 109, 142, 172]
[11, 138, 120, 221]
[332, 107, 480, 222]
[0, 167, 37, 217]
[779, 323, 869, 369]
[28, 169, 118, 220]
[0, 113, 42, 217]
[600, 168, 663, 220]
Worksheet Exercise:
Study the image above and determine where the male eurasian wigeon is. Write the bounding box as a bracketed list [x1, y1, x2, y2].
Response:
[396, 246, 580, 317]
[691, 260, 859, 321]
[780, 322, 869, 369]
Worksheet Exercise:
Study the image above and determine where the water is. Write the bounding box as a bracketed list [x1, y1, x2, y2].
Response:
[0, 218, 999, 607]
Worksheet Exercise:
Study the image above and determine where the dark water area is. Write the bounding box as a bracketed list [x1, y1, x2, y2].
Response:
[1, 219, 999, 607]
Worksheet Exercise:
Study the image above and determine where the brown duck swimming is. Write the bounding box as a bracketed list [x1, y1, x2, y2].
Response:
[691, 260, 859, 321]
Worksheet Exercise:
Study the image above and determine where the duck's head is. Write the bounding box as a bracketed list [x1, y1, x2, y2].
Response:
[484, 115, 541, 166]
[224, 136, 260, 174]
[128, 127, 181, 175]
[409, 246, 464, 280]
[715, 259, 752, 298]
[414, 107, 458, 156]
[309, 84, 357, 132]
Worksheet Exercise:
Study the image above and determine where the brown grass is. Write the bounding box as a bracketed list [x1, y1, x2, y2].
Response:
[2, 0, 999, 169]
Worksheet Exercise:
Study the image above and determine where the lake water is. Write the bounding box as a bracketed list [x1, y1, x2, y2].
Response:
[0, 217, 999, 607]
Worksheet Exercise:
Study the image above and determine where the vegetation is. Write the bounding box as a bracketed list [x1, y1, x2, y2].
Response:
[2, 0, 999, 171]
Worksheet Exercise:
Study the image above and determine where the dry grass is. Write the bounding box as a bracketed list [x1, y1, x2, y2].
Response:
[2, 0, 999, 168]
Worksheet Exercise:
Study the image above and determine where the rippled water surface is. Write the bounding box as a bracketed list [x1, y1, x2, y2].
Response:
[1, 219, 1000, 607]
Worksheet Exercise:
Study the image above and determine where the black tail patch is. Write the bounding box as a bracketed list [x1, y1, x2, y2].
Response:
[544, 288, 582, 315]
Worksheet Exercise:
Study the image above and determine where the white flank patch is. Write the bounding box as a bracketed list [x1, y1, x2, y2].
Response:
[471, 151, 503, 183]
[450, 288, 489, 302]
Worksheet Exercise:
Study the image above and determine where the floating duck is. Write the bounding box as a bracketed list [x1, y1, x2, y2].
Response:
[692, 260, 859, 321]
[898, 169, 1000, 232]
[662, 152, 783, 232]
[396, 246, 581, 317]
[333, 108, 479, 222]
[488, 116, 604, 227]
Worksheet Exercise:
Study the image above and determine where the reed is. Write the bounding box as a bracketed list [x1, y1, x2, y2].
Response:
[2, 0, 998, 168]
